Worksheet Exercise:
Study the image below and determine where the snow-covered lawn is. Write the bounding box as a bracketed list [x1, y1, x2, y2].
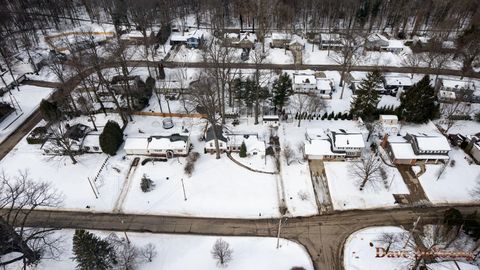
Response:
[418, 148, 480, 204]
[122, 153, 280, 218]
[0, 85, 54, 144]
[344, 226, 478, 270]
[170, 45, 203, 62]
[14, 230, 313, 270]
[324, 161, 409, 210]
[265, 48, 294, 64]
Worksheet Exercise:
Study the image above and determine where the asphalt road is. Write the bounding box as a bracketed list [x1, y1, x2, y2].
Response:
[14, 205, 480, 270]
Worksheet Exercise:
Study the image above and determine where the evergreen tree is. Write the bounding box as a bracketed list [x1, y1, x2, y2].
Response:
[272, 73, 293, 112]
[99, 121, 124, 156]
[239, 142, 247, 158]
[327, 111, 334, 120]
[40, 99, 62, 122]
[321, 112, 328, 120]
[399, 75, 439, 123]
[72, 229, 117, 270]
[350, 70, 382, 122]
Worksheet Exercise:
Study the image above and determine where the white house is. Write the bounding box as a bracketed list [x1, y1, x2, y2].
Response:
[316, 78, 335, 97]
[319, 33, 344, 50]
[123, 134, 190, 157]
[227, 133, 265, 156]
[124, 137, 150, 155]
[384, 133, 451, 165]
[204, 125, 228, 153]
[436, 78, 476, 102]
[293, 74, 317, 93]
[383, 75, 413, 95]
[304, 128, 366, 160]
[262, 115, 280, 127]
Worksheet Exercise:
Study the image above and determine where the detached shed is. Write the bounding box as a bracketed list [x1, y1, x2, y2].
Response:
[123, 137, 149, 155]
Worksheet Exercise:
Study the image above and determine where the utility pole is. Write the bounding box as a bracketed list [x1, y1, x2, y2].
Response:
[276, 217, 288, 249]
[181, 178, 187, 201]
[403, 216, 421, 249]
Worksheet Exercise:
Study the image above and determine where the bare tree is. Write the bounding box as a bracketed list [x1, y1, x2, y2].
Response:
[44, 122, 83, 164]
[139, 243, 157, 263]
[211, 238, 233, 267]
[0, 171, 63, 268]
[351, 152, 383, 190]
[290, 93, 323, 127]
[440, 101, 473, 133]
[377, 232, 401, 253]
[251, 45, 268, 125]
[107, 233, 140, 270]
[189, 75, 222, 159]
[283, 143, 295, 165]
[330, 32, 362, 99]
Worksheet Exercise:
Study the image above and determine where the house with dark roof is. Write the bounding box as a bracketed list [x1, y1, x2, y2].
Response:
[204, 125, 228, 153]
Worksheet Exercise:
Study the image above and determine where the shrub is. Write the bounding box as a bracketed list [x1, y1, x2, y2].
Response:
[239, 142, 247, 158]
[184, 162, 194, 176]
[321, 112, 328, 120]
[140, 174, 155, 192]
[99, 121, 123, 156]
[475, 112, 480, 122]
[327, 111, 334, 120]
[187, 151, 200, 162]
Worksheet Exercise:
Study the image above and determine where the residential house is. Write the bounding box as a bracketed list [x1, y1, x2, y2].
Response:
[289, 38, 304, 65]
[379, 115, 399, 136]
[469, 139, 480, 164]
[170, 30, 204, 49]
[436, 78, 476, 103]
[123, 134, 190, 157]
[382, 75, 413, 95]
[82, 133, 102, 153]
[304, 128, 365, 160]
[224, 32, 256, 49]
[262, 115, 280, 127]
[226, 133, 266, 156]
[319, 33, 344, 50]
[204, 125, 228, 153]
[365, 33, 389, 50]
[293, 74, 317, 93]
[270, 33, 290, 48]
[384, 133, 451, 165]
[316, 78, 335, 97]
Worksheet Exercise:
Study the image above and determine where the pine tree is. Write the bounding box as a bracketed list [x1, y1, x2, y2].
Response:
[99, 121, 124, 156]
[399, 75, 439, 123]
[239, 142, 247, 158]
[272, 73, 293, 112]
[72, 230, 117, 270]
[327, 111, 335, 120]
[321, 112, 328, 120]
[350, 70, 382, 122]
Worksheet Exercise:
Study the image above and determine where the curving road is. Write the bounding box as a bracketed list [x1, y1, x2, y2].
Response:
[13, 204, 480, 270]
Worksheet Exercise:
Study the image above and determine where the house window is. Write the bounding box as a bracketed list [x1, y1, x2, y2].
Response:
[178, 149, 183, 153]
[93, 147, 99, 151]
[84, 146, 91, 151]
[210, 143, 213, 147]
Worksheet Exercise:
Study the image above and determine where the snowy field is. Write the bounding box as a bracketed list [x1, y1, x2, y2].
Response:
[10, 230, 313, 270]
[324, 162, 409, 210]
[0, 85, 54, 144]
[122, 153, 280, 218]
[417, 149, 480, 204]
[344, 226, 478, 270]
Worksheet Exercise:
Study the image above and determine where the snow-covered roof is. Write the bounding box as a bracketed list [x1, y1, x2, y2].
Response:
[239, 32, 256, 43]
[148, 135, 188, 151]
[124, 137, 149, 150]
[263, 115, 279, 121]
[289, 35, 305, 46]
[227, 134, 265, 153]
[367, 33, 389, 42]
[155, 81, 183, 89]
[82, 134, 100, 146]
[413, 135, 451, 152]
[332, 132, 365, 148]
[294, 74, 316, 85]
[441, 79, 474, 90]
[383, 76, 413, 87]
[305, 139, 343, 156]
[170, 30, 203, 42]
[438, 90, 456, 99]
[316, 78, 334, 91]
[380, 115, 398, 121]
[386, 40, 404, 49]
[306, 128, 329, 141]
[271, 32, 289, 40]
[320, 33, 341, 41]
[389, 142, 449, 160]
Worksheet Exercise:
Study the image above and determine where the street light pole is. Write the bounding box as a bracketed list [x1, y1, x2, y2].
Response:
[181, 178, 187, 201]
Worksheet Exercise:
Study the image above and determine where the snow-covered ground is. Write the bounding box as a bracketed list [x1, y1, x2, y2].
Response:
[344, 226, 478, 270]
[0, 85, 54, 144]
[417, 148, 480, 204]
[11, 230, 313, 270]
[324, 161, 409, 210]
